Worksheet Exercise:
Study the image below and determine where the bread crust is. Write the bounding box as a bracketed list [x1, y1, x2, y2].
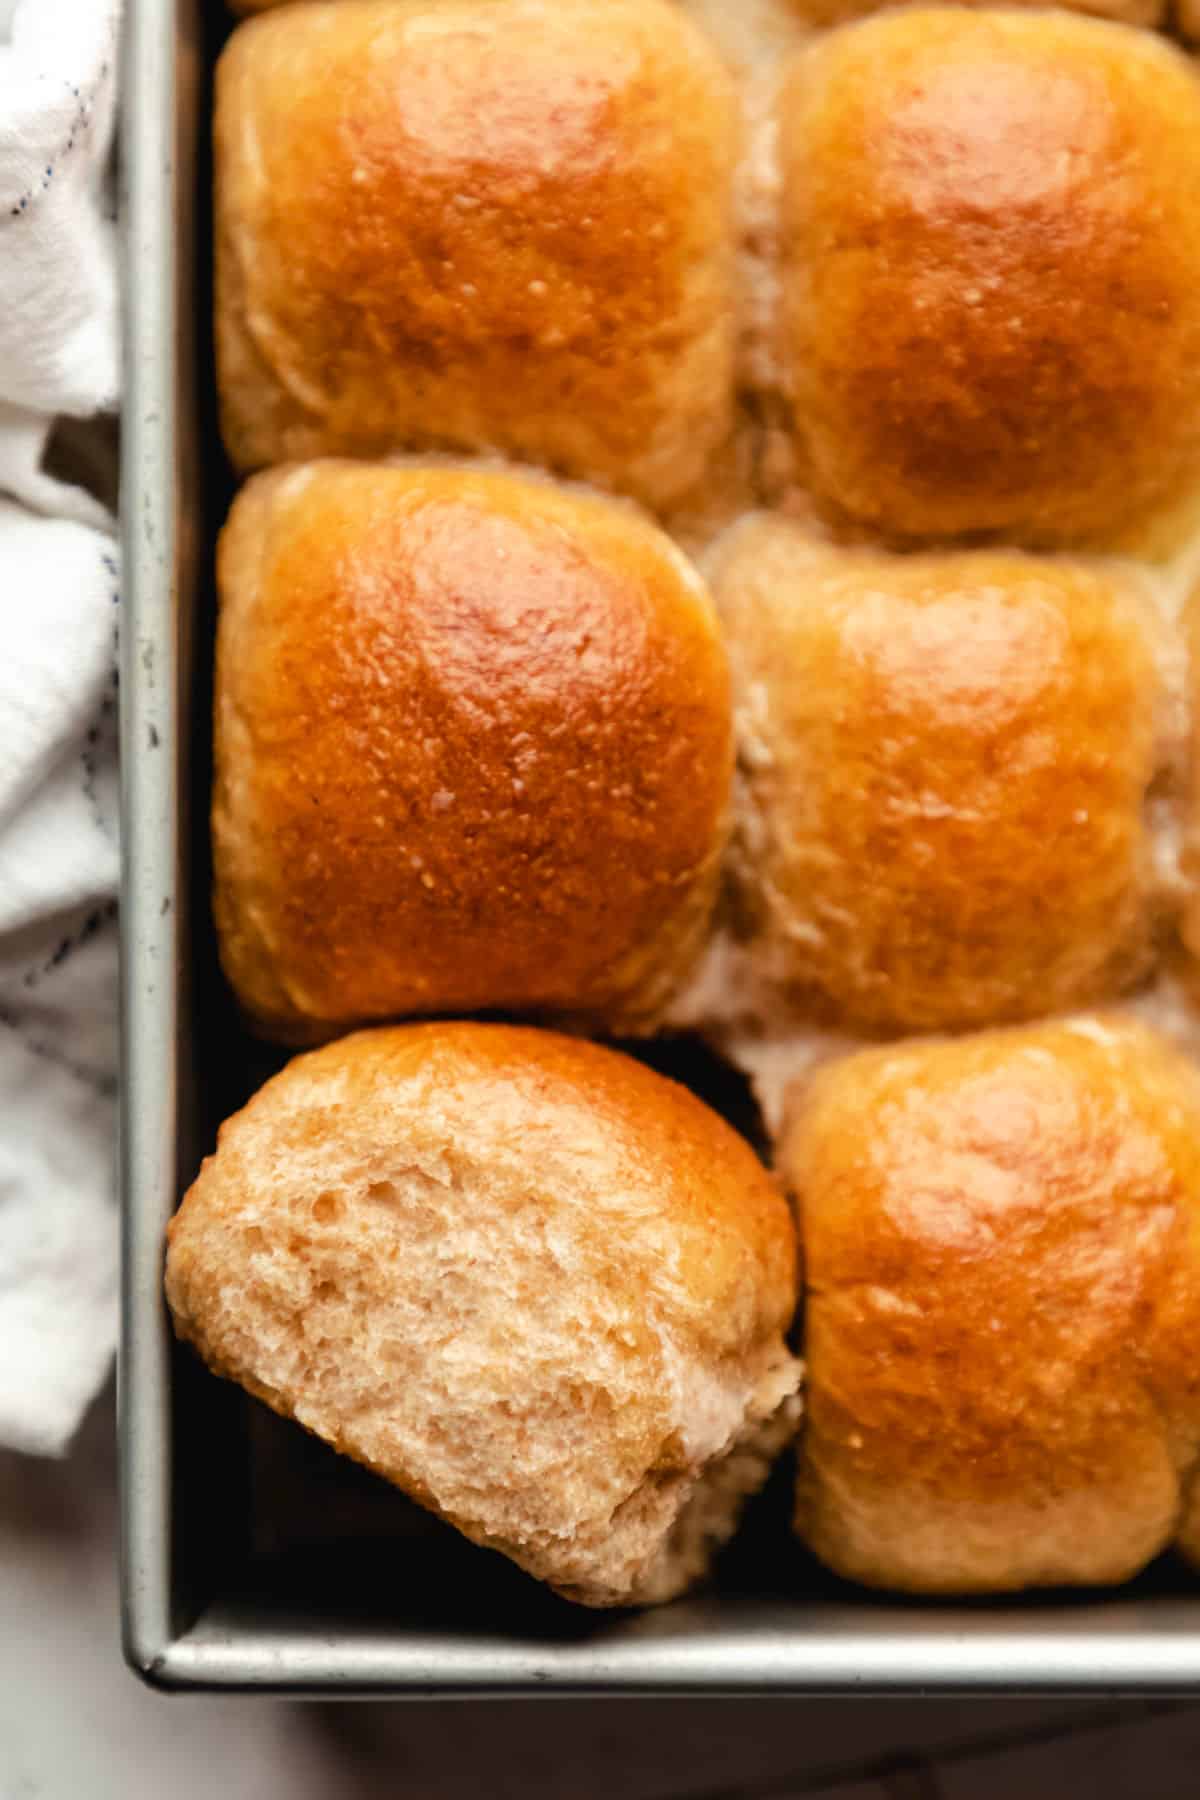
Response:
[780, 1018, 1200, 1594]
[213, 462, 733, 1040]
[1174, 580, 1200, 1006]
[711, 517, 1166, 1033]
[778, 0, 1162, 26]
[215, 0, 738, 510]
[165, 1022, 802, 1606]
[777, 10, 1200, 543]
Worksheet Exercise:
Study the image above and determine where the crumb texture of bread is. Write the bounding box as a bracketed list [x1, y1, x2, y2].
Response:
[215, 0, 738, 510]
[780, 1017, 1200, 1594]
[165, 1023, 802, 1607]
[710, 516, 1168, 1034]
[213, 462, 733, 1041]
[623, 1376, 803, 1607]
[776, 10, 1200, 543]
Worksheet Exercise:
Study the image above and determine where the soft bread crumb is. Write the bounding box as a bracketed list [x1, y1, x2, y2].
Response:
[623, 1360, 803, 1607]
[165, 1023, 802, 1607]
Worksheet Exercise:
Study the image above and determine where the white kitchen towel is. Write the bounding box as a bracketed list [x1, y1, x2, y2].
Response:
[0, 0, 121, 1456]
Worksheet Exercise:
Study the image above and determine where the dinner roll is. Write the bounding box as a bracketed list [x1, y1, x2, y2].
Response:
[213, 462, 732, 1041]
[776, 10, 1200, 544]
[780, 0, 1162, 26]
[780, 1017, 1200, 1594]
[165, 1022, 802, 1607]
[215, 0, 737, 510]
[711, 517, 1166, 1034]
[1177, 581, 1200, 993]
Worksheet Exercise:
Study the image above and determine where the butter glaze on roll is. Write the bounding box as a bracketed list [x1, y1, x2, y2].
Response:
[214, 0, 738, 510]
[213, 462, 733, 1041]
[711, 516, 1169, 1035]
[165, 1023, 802, 1607]
[780, 1018, 1200, 1595]
[777, 10, 1200, 544]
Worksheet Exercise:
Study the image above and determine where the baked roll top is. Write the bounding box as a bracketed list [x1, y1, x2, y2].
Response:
[777, 10, 1200, 544]
[213, 463, 733, 1040]
[711, 516, 1170, 1034]
[215, 0, 738, 510]
[780, 1017, 1200, 1594]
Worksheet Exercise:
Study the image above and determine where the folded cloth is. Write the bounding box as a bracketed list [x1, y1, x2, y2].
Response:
[0, 0, 120, 1456]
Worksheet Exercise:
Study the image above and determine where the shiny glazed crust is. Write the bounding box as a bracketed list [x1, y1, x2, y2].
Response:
[711, 517, 1166, 1033]
[777, 10, 1200, 542]
[214, 0, 738, 510]
[165, 1023, 802, 1607]
[780, 1018, 1200, 1594]
[213, 462, 733, 1040]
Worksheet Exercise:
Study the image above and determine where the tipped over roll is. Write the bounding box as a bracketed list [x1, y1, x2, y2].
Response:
[165, 1022, 803, 1607]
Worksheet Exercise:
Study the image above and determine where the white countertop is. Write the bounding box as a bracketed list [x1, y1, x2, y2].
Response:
[7, 1384, 1200, 1800]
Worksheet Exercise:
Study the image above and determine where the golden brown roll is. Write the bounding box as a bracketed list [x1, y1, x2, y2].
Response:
[213, 462, 733, 1041]
[165, 1022, 802, 1607]
[1177, 579, 1200, 995]
[1180, 0, 1200, 39]
[711, 516, 1167, 1034]
[776, 9, 1200, 544]
[780, 1017, 1200, 1595]
[780, 0, 1162, 26]
[215, 0, 738, 510]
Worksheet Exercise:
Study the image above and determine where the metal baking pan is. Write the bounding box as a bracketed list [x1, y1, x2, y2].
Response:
[118, 0, 1200, 1694]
